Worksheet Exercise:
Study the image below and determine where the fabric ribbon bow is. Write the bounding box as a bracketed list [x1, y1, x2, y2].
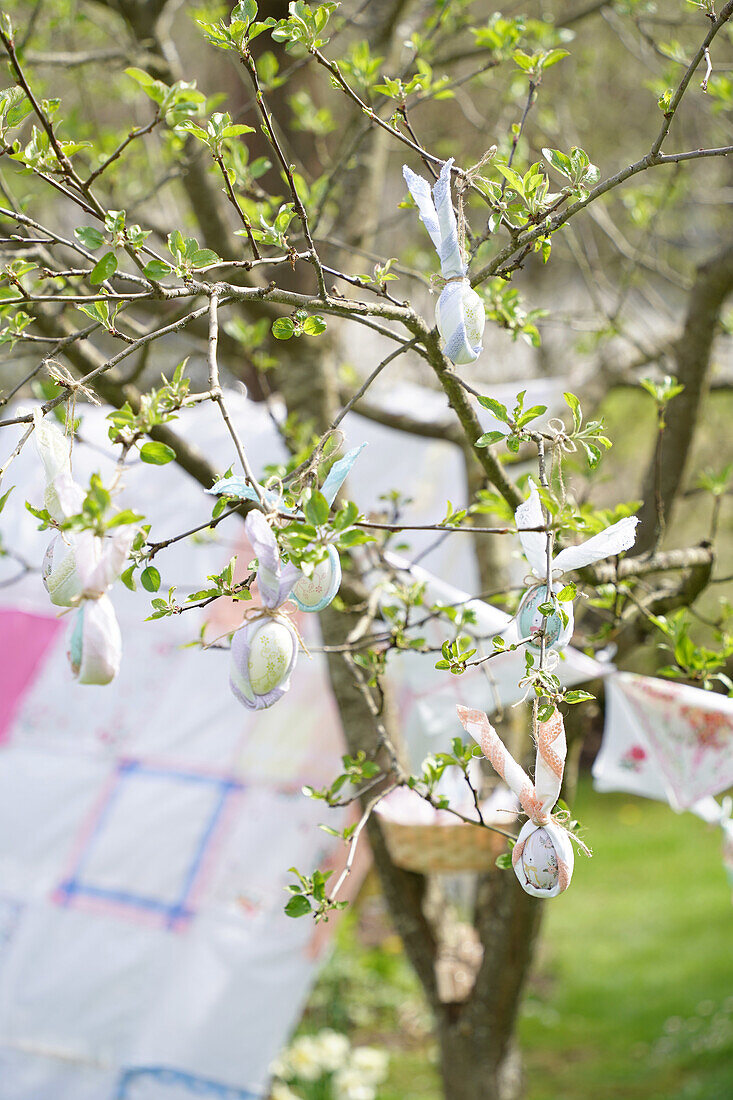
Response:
[457, 704, 577, 898]
[402, 158, 485, 365]
[514, 479, 639, 650]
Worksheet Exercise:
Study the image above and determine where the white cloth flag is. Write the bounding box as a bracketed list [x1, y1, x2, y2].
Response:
[594, 672, 733, 895]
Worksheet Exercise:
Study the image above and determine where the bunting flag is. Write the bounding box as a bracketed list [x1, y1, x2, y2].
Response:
[594, 672, 733, 897]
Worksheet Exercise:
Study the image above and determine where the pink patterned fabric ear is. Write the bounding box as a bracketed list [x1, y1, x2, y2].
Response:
[456, 704, 575, 898]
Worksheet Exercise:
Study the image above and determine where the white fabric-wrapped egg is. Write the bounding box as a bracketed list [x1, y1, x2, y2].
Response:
[43, 532, 85, 607]
[68, 594, 122, 685]
[512, 819, 574, 899]
[230, 614, 299, 711]
[435, 278, 486, 366]
[291, 545, 341, 613]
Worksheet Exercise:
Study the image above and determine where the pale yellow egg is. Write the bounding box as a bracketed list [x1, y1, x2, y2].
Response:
[247, 620, 294, 695]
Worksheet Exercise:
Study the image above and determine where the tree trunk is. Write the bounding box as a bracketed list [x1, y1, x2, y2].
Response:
[637, 242, 733, 552]
[438, 1009, 522, 1100]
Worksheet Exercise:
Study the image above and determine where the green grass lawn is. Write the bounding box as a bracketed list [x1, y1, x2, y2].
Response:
[300, 777, 733, 1100]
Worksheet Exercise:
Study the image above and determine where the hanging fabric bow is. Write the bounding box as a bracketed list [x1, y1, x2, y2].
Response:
[457, 704, 576, 897]
[515, 479, 639, 650]
[402, 158, 485, 365]
[33, 408, 84, 523]
[229, 511, 302, 711]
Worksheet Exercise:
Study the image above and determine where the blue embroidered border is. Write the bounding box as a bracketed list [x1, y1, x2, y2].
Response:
[56, 761, 242, 929]
[115, 1065, 261, 1098]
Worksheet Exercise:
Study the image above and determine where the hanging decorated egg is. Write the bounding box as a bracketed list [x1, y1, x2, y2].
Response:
[229, 614, 299, 711]
[434, 278, 486, 366]
[517, 583, 573, 650]
[512, 819, 574, 899]
[68, 594, 122, 686]
[43, 533, 84, 607]
[291, 545, 341, 613]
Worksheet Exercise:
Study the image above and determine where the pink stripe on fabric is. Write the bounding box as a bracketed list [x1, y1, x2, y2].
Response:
[0, 608, 63, 744]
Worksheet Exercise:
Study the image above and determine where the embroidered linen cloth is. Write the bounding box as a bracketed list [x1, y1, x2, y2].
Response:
[595, 672, 733, 811]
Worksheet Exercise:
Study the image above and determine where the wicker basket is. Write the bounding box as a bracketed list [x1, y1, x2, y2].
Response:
[376, 808, 511, 874]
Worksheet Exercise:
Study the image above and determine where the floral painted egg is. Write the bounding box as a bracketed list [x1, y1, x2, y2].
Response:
[43, 533, 83, 607]
[291, 545, 341, 613]
[512, 820, 574, 898]
[517, 583, 573, 651]
[230, 615, 299, 711]
[518, 827, 558, 890]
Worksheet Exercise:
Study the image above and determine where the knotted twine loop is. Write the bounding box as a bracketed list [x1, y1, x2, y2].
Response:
[545, 807, 593, 857]
[47, 361, 101, 445]
[429, 272, 466, 294]
[242, 601, 311, 656]
[454, 146, 497, 263]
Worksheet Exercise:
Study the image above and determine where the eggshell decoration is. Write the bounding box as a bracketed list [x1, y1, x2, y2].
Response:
[517, 583, 573, 651]
[512, 819, 574, 899]
[230, 615, 299, 711]
[291, 545, 341, 613]
[43, 533, 84, 607]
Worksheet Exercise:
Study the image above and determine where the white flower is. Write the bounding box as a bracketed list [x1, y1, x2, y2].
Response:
[287, 1035, 325, 1082]
[333, 1067, 377, 1100]
[349, 1047, 389, 1084]
[271, 1083, 302, 1100]
[311, 1028, 350, 1071]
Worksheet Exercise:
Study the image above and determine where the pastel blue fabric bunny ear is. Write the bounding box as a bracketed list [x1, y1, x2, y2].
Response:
[402, 159, 485, 365]
[320, 443, 367, 506]
[244, 511, 299, 609]
[206, 477, 295, 514]
[402, 158, 464, 279]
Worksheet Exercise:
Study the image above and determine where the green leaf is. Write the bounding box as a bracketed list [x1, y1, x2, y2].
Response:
[542, 48, 569, 69]
[285, 894, 312, 918]
[476, 430, 506, 448]
[90, 251, 117, 285]
[144, 260, 172, 280]
[564, 689, 595, 704]
[141, 565, 161, 592]
[272, 317, 295, 340]
[74, 226, 105, 251]
[191, 249, 220, 268]
[495, 852, 513, 870]
[303, 315, 327, 336]
[304, 490, 329, 526]
[0, 486, 12, 514]
[564, 391, 582, 433]
[120, 565, 136, 591]
[477, 396, 510, 422]
[107, 509, 143, 528]
[140, 440, 176, 465]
